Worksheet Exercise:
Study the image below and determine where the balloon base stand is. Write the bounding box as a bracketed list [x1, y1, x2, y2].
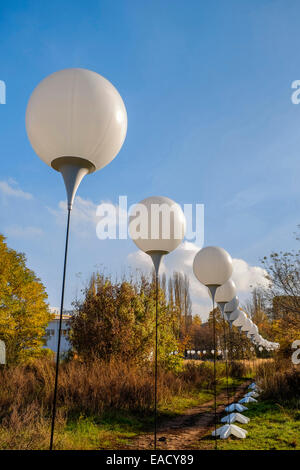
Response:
[225, 403, 248, 413]
[245, 391, 259, 398]
[212, 424, 248, 439]
[239, 397, 257, 404]
[221, 413, 250, 424]
[52, 156, 95, 210]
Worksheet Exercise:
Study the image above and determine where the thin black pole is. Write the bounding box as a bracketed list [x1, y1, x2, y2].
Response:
[228, 324, 233, 403]
[222, 317, 230, 409]
[50, 207, 71, 451]
[212, 297, 217, 450]
[154, 271, 159, 450]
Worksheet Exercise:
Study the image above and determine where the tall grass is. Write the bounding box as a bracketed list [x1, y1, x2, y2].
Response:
[256, 359, 300, 407]
[0, 358, 243, 449]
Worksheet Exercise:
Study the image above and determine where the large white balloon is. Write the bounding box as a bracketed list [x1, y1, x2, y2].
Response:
[26, 68, 127, 172]
[129, 196, 186, 254]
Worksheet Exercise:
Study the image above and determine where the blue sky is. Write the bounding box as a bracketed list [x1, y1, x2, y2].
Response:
[1, 0, 300, 317]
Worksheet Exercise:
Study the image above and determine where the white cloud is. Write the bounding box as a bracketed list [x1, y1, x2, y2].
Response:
[0, 180, 33, 200]
[231, 258, 268, 291]
[127, 241, 268, 321]
[53, 196, 98, 225]
[127, 250, 153, 271]
[49, 196, 128, 239]
[5, 225, 44, 238]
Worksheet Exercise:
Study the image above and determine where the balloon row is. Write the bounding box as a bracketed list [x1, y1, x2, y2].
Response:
[128, 196, 279, 353]
[23, 69, 275, 354]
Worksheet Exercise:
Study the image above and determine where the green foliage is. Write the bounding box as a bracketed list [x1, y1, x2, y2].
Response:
[69, 273, 181, 369]
[0, 235, 51, 364]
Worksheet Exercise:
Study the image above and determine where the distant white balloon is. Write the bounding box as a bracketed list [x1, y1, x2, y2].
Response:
[213, 279, 236, 304]
[193, 246, 233, 287]
[224, 296, 239, 313]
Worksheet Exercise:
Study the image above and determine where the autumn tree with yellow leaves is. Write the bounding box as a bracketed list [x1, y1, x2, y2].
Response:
[69, 272, 182, 369]
[0, 235, 50, 364]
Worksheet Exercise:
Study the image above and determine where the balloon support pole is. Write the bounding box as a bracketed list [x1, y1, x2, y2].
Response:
[49, 157, 94, 450]
[148, 250, 167, 451]
[148, 251, 166, 276]
[52, 156, 95, 209]
[206, 285, 219, 450]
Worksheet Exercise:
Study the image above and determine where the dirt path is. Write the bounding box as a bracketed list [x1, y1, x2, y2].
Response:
[125, 381, 250, 450]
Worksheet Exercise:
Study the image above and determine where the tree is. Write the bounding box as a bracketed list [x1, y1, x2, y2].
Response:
[69, 272, 181, 369]
[0, 235, 50, 364]
[171, 272, 192, 341]
[188, 314, 202, 349]
[262, 250, 300, 317]
[260, 237, 300, 356]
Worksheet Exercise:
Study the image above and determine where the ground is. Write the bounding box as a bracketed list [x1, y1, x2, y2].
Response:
[57, 381, 299, 451]
[1, 364, 298, 450]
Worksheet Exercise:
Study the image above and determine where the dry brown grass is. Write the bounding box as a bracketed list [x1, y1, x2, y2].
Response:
[256, 359, 300, 406]
[0, 359, 222, 422]
[0, 358, 247, 449]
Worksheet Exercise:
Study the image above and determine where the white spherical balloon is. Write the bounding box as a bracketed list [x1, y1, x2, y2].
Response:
[214, 279, 236, 303]
[232, 311, 247, 327]
[226, 307, 240, 323]
[241, 318, 253, 332]
[248, 324, 258, 336]
[26, 68, 127, 171]
[193, 246, 233, 287]
[224, 296, 239, 313]
[129, 196, 186, 254]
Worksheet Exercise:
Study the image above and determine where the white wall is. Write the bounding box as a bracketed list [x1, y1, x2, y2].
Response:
[44, 318, 71, 355]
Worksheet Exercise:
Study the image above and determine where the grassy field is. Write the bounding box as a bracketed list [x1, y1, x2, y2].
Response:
[45, 377, 247, 450]
[0, 358, 245, 450]
[2, 358, 297, 450]
[196, 400, 299, 450]
[0, 366, 246, 450]
[51, 387, 220, 450]
[0, 388, 216, 450]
